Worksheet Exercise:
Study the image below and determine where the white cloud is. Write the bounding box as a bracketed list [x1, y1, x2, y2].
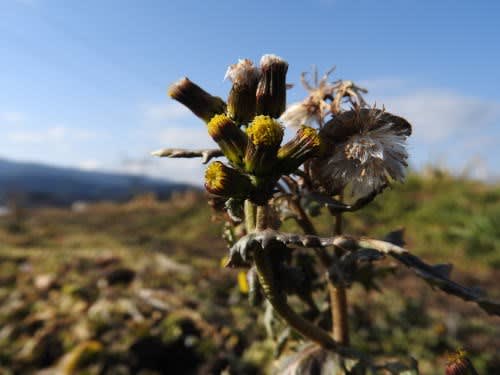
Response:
[157, 126, 214, 149]
[78, 159, 102, 171]
[378, 89, 500, 143]
[7, 125, 96, 144]
[358, 80, 500, 179]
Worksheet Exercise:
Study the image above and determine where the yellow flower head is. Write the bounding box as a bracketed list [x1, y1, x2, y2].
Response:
[205, 161, 226, 191]
[277, 125, 321, 174]
[246, 115, 284, 146]
[204, 161, 253, 198]
[207, 114, 234, 139]
[207, 114, 247, 166]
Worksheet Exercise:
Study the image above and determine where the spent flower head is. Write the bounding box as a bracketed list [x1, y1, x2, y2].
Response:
[224, 59, 261, 84]
[280, 67, 368, 129]
[256, 54, 289, 118]
[314, 107, 411, 196]
[225, 59, 261, 125]
[280, 67, 336, 128]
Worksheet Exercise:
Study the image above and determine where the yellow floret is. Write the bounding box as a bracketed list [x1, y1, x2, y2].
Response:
[204, 161, 226, 190]
[299, 126, 320, 147]
[207, 114, 233, 137]
[246, 115, 284, 146]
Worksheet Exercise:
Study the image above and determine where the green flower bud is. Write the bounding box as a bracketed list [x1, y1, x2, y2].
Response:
[168, 77, 226, 123]
[204, 161, 253, 199]
[256, 54, 288, 118]
[244, 115, 284, 176]
[207, 114, 248, 167]
[225, 59, 260, 125]
[278, 125, 320, 174]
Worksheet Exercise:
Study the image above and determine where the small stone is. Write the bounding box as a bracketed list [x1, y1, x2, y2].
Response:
[34, 274, 57, 291]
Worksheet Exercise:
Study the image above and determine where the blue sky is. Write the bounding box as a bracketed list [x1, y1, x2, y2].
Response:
[1, 0, 499, 183]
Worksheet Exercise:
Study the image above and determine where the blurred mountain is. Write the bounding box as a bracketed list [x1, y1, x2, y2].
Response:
[0, 158, 193, 207]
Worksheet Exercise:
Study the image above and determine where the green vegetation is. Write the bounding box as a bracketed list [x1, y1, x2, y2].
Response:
[0, 173, 498, 374]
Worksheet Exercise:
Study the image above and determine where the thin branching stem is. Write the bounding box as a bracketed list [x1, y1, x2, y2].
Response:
[151, 148, 223, 164]
[250, 204, 344, 351]
[331, 212, 350, 345]
[230, 230, 500, 317]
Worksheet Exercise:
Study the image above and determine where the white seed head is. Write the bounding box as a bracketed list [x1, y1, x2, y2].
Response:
[224, 59, 260, 86]
[280, 67, 337, 128]
[260, 54, 287, 69]
[280, 95, 330, 128]
[317, 109, 411, 196]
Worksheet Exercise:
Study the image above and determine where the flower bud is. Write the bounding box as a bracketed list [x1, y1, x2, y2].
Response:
[204, 161, 254, 198]
[225, 59, 261, 125]
[278, 125, 320, 174]
[244, 115, 284, 176]
[207, 114, 248, 167]
[446, 350, 478, 375]
[256, 54, 288, 118]
[168, 77, 226, 123]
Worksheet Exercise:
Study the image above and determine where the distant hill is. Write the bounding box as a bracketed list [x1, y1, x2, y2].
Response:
[0, 158, 193, 207]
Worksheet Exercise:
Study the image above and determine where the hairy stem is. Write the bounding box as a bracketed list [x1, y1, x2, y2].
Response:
[289, 195, 349, 343]
[255, 205, 269, 232]
[331, 212, 350, 345]
[253, 204, 339, 350]
[289, 197, 331, 267]
[244, 199, 256, 233]
[289, 196, 348, 342]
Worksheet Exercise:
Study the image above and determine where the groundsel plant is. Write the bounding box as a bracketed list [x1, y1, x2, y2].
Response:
[153, 55, 498, 374]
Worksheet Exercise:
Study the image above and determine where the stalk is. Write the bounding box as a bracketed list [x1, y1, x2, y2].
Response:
[251, 204, 339, 350]
[331, 212, 350, 345]
[288, 197, 331, 268]
[290, 194, 349, 344]
[244, 199, 256, 233]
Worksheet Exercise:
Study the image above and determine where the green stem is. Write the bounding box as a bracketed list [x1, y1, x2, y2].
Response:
[255, 204, 269, 232]
[244, 199, 256, 233]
